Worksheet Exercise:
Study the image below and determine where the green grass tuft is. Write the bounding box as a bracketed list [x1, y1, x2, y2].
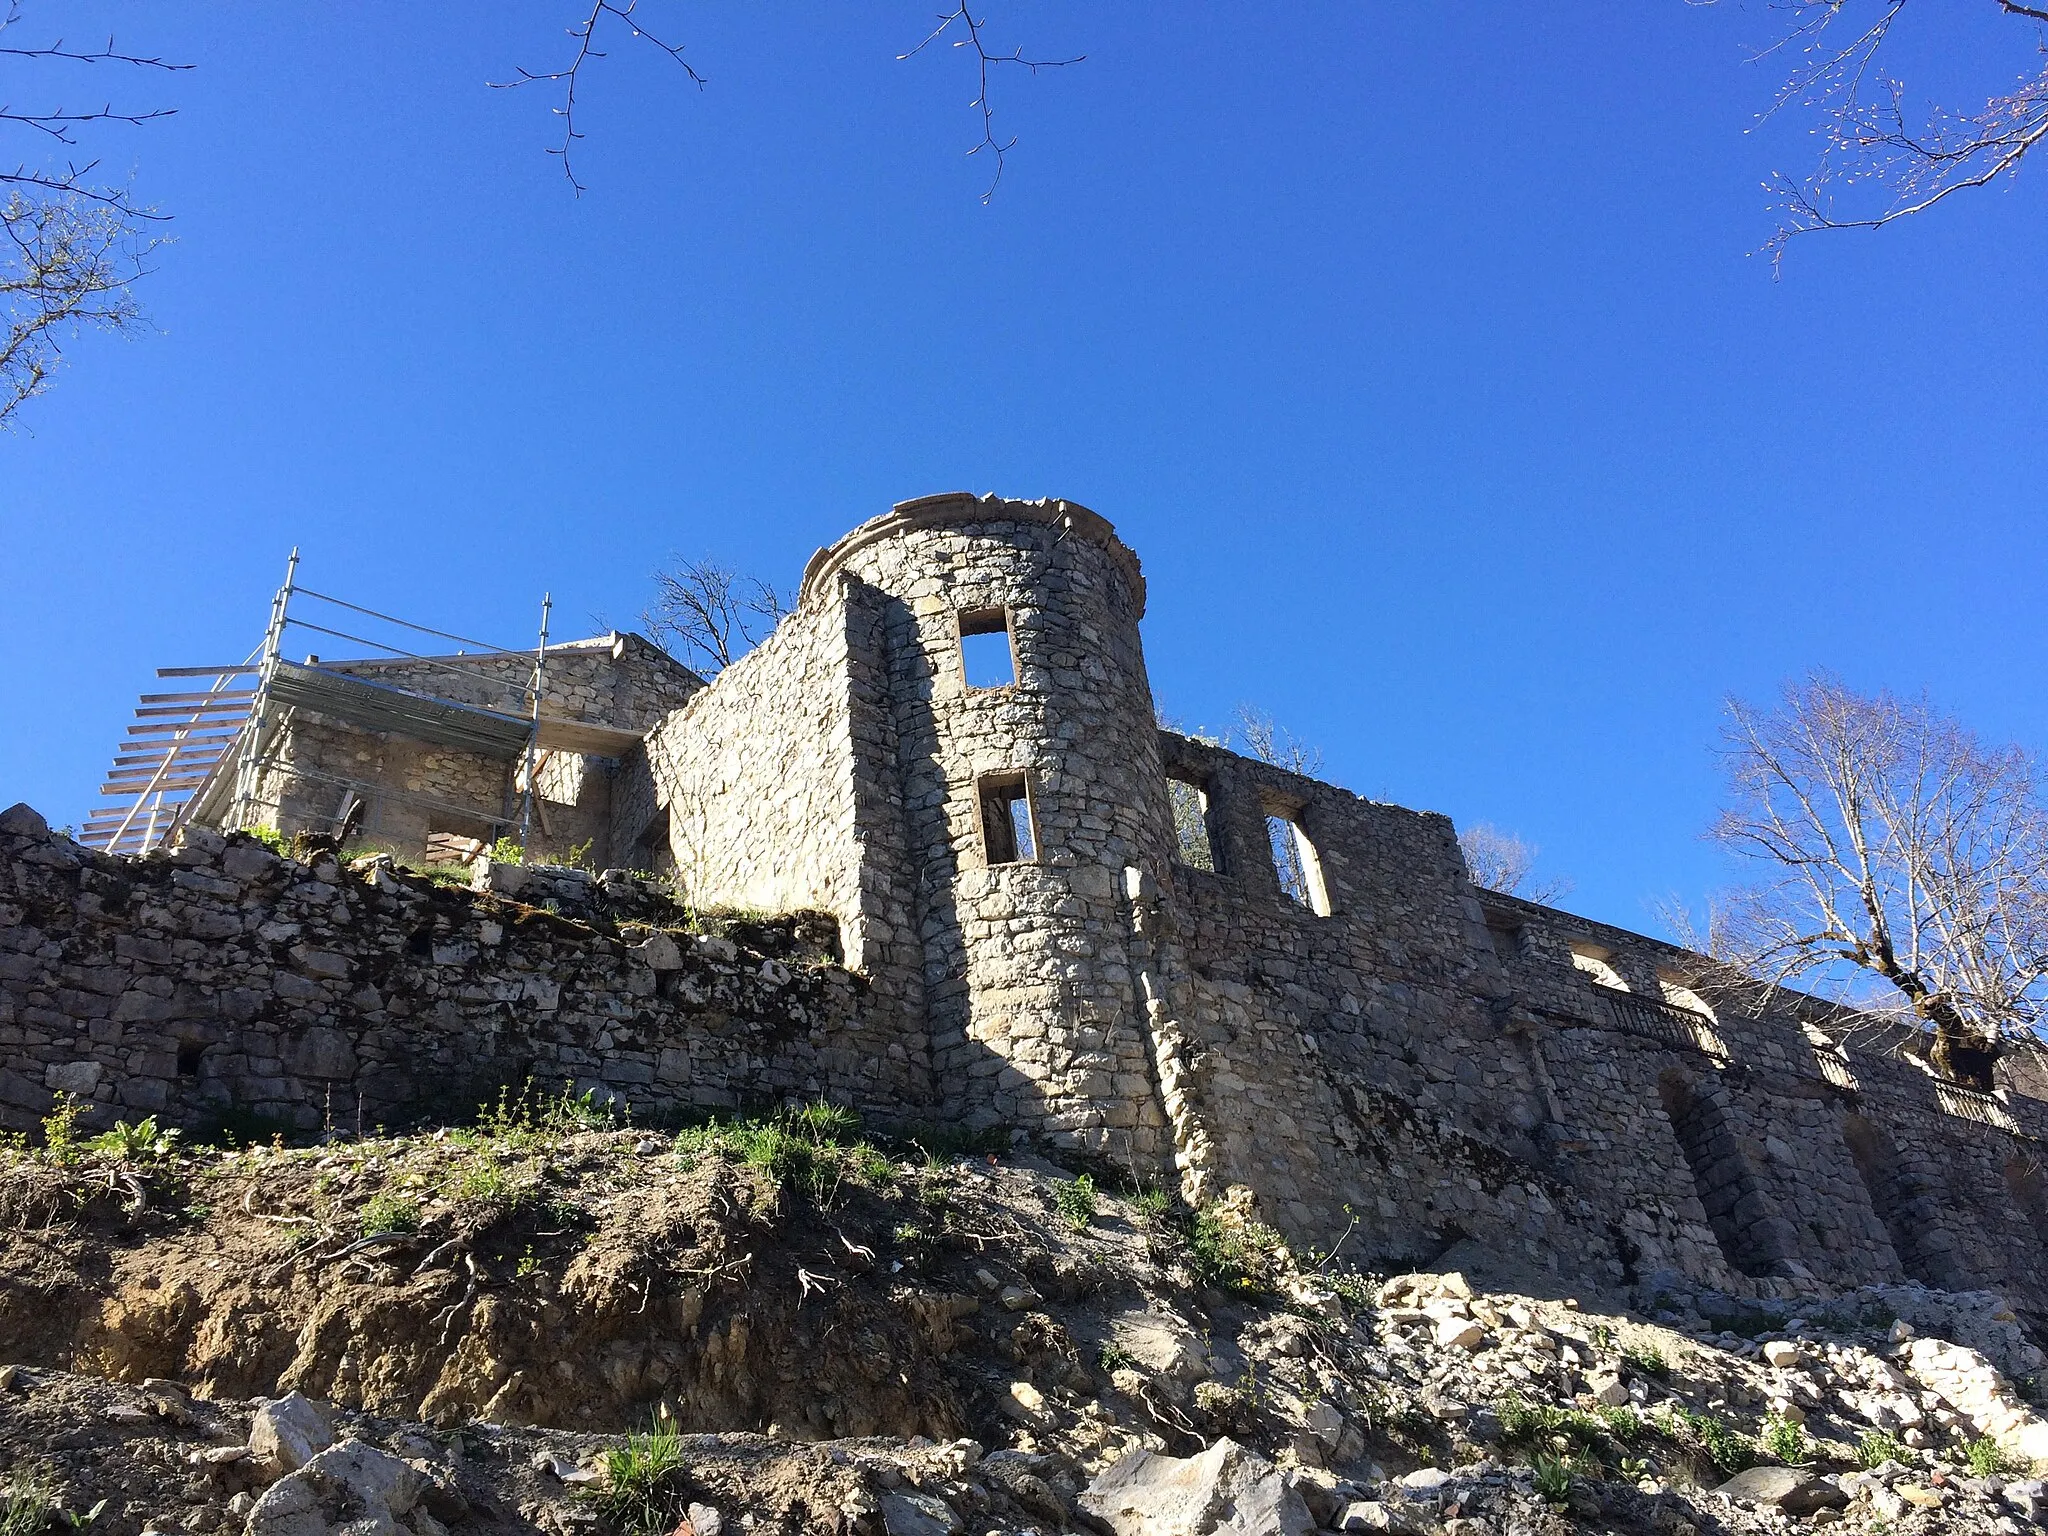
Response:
[1053, 1174, 1097, 1228]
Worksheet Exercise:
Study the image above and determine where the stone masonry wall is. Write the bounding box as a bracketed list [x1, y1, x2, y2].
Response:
[0, 805, 930, 1138]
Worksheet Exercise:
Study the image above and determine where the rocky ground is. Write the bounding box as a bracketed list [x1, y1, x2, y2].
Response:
[1, 1101, 2045, 1536]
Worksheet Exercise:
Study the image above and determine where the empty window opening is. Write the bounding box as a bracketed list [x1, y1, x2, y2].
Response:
[630, 809, 674, 878]
[1658, 972, 1715, 1019]
[1168, 775, 1221, 872]
[175, 1040, 204, 1077]
[1264, 805, 1330, 915]
[1485, 916, 1526, 961]
[978, 773, 1037, 864]
[1657, 1071, 1794, 1280]
[1843, 1113, 1960, 1287]
[1570, 944, 1628, 991]
[958, 609, 1017, 689]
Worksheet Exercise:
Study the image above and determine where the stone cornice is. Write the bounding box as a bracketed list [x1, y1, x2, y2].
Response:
[798, 492, 1147, 617]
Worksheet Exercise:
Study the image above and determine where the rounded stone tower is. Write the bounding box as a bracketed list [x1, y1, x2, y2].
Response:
[799, 493, 1178, 1159]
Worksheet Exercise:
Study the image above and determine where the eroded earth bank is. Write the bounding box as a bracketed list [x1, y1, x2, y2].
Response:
[2, 1106, 2047, 1536]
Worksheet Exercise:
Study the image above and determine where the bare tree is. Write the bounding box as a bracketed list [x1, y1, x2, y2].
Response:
[642, 556, 791, 676]
[1707, 672, 2048, 1088]
[1, 2, 183, 425]
[490, 1, 704, 195]
[1233, 705, 1323, 780]
[1706, 0, 2048, 261]
[1459, 823, 1575, 906]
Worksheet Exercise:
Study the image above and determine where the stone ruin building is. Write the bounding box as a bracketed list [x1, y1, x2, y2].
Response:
[5, 492, 2047, 1325]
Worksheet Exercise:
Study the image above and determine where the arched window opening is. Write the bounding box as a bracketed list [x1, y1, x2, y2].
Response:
[1168, 774, 1221, 872]
[1657, 1070, 1791, 1279]
[1658, 972, 1715, 1019]
[1570, 944, 1627, 991]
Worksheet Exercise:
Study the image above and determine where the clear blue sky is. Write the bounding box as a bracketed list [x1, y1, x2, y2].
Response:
[3, 3, 2041, 938]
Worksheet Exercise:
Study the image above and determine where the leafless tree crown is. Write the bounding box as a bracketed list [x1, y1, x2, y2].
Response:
[642, 556, 792, 676]
[1712, 0, 2048, 262]
[1706, 672, 2048, 1085]
[1459, 823, 1575, 906]
[1, 0, 183, 425]
[1233, 705, 1324, 781]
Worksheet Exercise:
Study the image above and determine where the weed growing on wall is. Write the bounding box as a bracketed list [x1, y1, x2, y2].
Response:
[673, 1101, 897, 1207]
[1184, 1202, 1289, 1297]
[1622, 1343, 1671, 1381]
[1669, 1406, 1755, 1475]
[1960, 1434, 2018, 1476]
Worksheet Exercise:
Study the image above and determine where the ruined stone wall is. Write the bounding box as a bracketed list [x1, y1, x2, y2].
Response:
[630, 585, 864, 934]
[0, 806, 930, 1138]
[1154, 729, 1624, 1284]
[1149, 730, 2048, 1316]
[1477, 893, 2048, 1314]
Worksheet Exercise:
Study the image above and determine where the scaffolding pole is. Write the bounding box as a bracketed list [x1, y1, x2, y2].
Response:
[231, 549, 297, 832]
[518, 593, 552, 856]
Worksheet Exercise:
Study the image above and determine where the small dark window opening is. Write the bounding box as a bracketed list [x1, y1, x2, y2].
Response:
[1168, 775, 1221, 873]
[959, 609, 1017, 689]
[175, 1040, 204, 1077]
[978, 773, 1037, 864]
[1485, 917, 1525, 961]
[407, 927, 435, 957]
[631, 809, 674, 878]
[1264, 804, 1330, 915]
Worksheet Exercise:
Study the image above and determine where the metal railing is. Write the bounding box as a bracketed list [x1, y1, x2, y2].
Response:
[1593, 984, 1728, 1057]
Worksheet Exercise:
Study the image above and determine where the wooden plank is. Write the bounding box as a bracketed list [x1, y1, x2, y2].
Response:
[125, 723, 243, 738]
[134, 702, 253, 719]
[111, 749, 226, 768]
[100, 777, 211, 796]
[137, 691, 257, 706]
[536, 717, 644, 756]
[104, 764, 225, 784]
[156, 665, 258, 678]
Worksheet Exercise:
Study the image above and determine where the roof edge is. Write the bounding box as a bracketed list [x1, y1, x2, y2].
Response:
[798, 493, 1145, 617]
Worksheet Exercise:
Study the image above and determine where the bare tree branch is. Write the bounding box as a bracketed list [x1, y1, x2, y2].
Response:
[0, 3, 180, 426]
[641, 556, 791, 676]
[1700, 0, 2048, 264]
[1459, 823, 1575, 906]
[0, 190, 156, 425]
[898, 6, 1083, 202]
[492, 1, 704, 195]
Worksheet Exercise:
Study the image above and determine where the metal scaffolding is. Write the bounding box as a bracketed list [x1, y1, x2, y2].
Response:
[81, 557, 559, 858]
